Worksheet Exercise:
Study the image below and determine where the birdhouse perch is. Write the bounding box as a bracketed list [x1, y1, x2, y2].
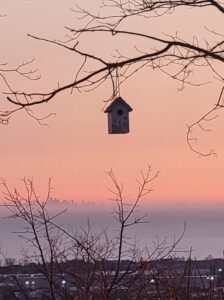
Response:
[104, 97, 133, 134]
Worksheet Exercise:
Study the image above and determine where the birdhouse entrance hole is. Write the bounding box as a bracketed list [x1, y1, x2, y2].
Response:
[117, 109, 124, 116]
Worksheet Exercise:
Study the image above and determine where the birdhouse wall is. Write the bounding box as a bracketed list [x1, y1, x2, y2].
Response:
[107, 104, 130, 134]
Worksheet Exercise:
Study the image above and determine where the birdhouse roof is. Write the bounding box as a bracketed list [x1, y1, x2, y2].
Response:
[104, 97, 133, 113]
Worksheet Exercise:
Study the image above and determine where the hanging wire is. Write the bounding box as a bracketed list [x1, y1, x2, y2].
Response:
[115, 67, 121, 98]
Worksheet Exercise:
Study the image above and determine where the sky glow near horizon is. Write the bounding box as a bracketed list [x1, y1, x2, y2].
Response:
[0, 0, 224, 258]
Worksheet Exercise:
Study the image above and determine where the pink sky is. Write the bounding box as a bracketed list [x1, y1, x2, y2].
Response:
[0, 0, 223, 208]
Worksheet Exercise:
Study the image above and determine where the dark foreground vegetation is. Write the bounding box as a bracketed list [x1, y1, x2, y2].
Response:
[1, 258, 224, 299]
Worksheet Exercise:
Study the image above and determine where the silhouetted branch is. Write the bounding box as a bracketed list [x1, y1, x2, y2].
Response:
[187, 86, 224, 156]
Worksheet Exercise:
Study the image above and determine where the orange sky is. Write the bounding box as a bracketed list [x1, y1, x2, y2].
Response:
[0, 0, 223, 208]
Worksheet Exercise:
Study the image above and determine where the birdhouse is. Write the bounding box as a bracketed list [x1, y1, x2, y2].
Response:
[104, 97, 133, 134]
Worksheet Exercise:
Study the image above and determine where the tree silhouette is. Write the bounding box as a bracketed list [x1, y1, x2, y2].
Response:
[1, 168, 190, 300]
[2, 0, 224, 154]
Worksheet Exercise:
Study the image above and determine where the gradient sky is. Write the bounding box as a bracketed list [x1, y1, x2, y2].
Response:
[0, 0, 224, 258]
